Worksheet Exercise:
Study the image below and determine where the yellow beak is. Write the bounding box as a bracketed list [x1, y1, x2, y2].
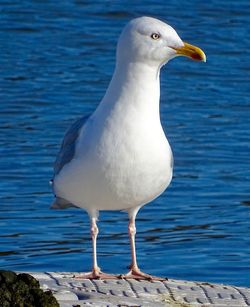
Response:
[173, 42, 206, 62]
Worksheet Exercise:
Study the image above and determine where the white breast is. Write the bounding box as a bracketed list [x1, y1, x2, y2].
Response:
[54, 103, 172, 212]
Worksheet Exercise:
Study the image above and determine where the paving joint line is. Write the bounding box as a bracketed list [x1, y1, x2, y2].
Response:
[90, 279, 106, 295]
[198, 284, 214, 305]
[44, 272, 62, 288]
[232, 286, 250, 306]
[162, 281, 178, 303]
[125, 279, 140, 298]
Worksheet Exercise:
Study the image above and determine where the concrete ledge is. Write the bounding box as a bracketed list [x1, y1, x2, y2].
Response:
[28, 272, 250, 306]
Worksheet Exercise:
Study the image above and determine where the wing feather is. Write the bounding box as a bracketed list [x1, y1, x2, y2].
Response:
[54, 115, 89, 175]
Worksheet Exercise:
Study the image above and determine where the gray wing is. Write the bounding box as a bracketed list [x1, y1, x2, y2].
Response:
[170, 147, 174, 169]
[54, 115, 89, 176]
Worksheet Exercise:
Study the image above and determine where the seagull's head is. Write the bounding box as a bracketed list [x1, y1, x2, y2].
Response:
[117, 16, 206, 68]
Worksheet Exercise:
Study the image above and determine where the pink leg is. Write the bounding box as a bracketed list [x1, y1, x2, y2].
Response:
[74, 217, 118, 279]
[91, 217, 99, 275]
[129, 217, 139, 272]
[122, 217, 166, 281]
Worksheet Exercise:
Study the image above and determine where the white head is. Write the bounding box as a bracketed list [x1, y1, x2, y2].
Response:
[117, 16, 206, 68]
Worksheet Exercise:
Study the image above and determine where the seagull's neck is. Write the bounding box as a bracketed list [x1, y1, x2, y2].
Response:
[96, 61, 161, 121]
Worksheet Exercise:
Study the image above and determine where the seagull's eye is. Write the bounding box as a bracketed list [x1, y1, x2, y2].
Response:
[151, 33, 161, 40]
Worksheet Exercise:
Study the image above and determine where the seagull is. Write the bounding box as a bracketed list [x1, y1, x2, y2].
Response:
[51, 16, 206, 280]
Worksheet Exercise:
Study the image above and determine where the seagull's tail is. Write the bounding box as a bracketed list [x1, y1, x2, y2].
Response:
[50, 197, 78, 209]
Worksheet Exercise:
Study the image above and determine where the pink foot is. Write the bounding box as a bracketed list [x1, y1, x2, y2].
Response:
[121, 267, 167, 281]
[73, 268, 119, 280]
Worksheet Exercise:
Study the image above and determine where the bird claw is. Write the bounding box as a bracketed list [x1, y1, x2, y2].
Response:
[121, 267, 167, 281]
[73, 270, 119, 280]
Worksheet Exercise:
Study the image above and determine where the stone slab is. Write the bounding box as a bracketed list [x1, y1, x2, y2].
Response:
[27, 272, 250, 306]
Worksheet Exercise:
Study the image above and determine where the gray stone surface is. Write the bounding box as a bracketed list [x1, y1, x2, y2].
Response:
[28, 272, 250, 306]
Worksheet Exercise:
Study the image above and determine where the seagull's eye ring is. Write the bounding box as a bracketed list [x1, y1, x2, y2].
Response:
[151, 33, 161, 40]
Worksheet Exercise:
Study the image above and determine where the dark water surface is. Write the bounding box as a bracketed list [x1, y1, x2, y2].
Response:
[1, 1, 250, 287]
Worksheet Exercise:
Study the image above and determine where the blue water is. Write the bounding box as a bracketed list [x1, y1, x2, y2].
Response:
[1, 0, 250, 287]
